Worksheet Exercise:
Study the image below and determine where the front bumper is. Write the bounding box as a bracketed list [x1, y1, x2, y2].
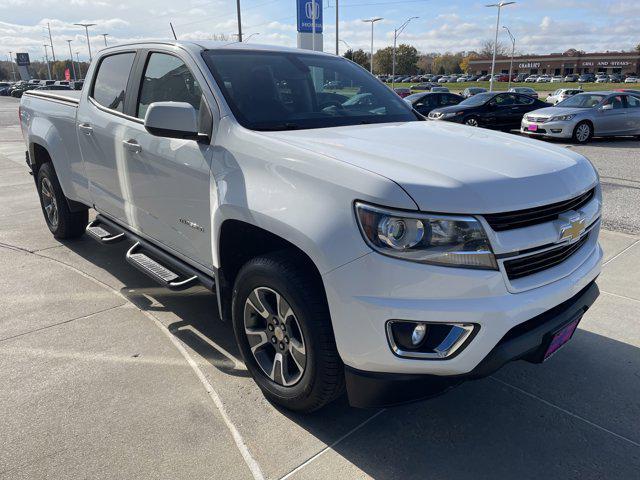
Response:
[520, 117, 576, 139]
[345, 280, 599, 407]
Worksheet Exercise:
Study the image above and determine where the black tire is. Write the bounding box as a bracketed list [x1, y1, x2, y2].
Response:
[232, 252, 344, 412]
[36, 162, 88, 239]
[464, 116, 480, 127]
[572, 121, 593, 144]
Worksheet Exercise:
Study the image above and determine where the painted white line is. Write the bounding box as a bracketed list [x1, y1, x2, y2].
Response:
[279, 409, 386, 480]
[602, 238, 640, 267]
[15, 247, 266, 480]
[601, 290, 640, 304]
[491, 377, 640, 448]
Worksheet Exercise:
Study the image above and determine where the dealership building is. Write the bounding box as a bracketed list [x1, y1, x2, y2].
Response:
[468, 49, 639, 76]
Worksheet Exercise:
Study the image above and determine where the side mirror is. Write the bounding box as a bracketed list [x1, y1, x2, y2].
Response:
[144, 102, 203, 141]
[600, 103, 613, 111]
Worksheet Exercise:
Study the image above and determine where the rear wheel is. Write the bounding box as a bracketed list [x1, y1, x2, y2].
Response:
[36, 162, 88, 239]
[232, 252, 344, 412]
[572, 121, 593, 144]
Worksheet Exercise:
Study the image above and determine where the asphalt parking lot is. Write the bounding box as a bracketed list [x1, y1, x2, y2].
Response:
[1, 95, 639, 479]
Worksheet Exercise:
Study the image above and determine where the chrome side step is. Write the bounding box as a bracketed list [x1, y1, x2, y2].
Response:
[86, 214, 216, 293]
[86, 219, 125, 244]
[126, 242, 198, 291]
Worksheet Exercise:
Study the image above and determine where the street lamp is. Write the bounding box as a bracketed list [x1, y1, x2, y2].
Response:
[485, 2, 515, 92]
[339, 39, 352, 53]
[101, 33, 109, 47]
[74, 23, 96, 62]
[392, 16, 418, 89]
[503, 26, 515, 89]
[66, 40, 77, 80]
[75, 51, 83, 79]
[362, 17, 383, 74]
[8, 52, 17, 82]
[43, 44, 52, 80]
[244, 32, 260, 42]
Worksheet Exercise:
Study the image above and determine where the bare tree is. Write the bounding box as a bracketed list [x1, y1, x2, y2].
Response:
[480, 40, 508, 58]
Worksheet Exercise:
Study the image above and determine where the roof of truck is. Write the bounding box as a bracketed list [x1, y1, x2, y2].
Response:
[99, 40, 332, 57]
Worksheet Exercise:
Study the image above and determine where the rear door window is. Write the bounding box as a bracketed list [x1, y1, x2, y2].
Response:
[136, 52, 203, 119]
[625, 95, 640, 108]
[91, 52, 136, 113]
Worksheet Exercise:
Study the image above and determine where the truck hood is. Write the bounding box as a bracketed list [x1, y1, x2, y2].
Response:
[265, 121, 597, 214]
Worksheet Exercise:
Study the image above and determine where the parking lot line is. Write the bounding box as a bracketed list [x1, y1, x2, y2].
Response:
[602, 238, 640, 267]
[5, 243, 267, 480]
[279, 408, 387, 480]
[491, 377, 640, 448]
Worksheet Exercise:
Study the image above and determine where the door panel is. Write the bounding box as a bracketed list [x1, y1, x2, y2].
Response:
[122, 51, 214, 268]
[595, 95, 627, 135]
[77, 52, 137, 220]
[623, 95, 640, 134]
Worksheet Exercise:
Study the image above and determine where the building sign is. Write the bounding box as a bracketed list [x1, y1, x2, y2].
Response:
[15, 53, 30, 66]
[518, 62, 540, 68]
[297, 0, 323, 33]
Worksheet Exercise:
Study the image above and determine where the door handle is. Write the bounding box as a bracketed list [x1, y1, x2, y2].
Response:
[78, 123, 93, 135]
[122, 139, 142, 154]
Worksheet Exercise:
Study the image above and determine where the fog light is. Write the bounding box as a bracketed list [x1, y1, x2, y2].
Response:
[411, 323, 427, 346]
[387, 320, 476, 359]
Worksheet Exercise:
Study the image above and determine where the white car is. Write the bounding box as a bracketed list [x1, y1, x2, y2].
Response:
[19, 40, 603, 411]
[595, 76, 608, 83]
[524, 75, 539, 83]
[625, 77, 639, 83]
[537, 75, 552, 83]
[550, 76, 564, 83]
[438, 76, 450, 83]
[546, 88, 583, 105]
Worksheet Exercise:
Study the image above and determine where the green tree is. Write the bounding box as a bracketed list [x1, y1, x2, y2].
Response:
[344, 48, 370, 71]
[433, 53, 464, 74]
[373, 44, 418, 75]
[373, 47, 393, 74]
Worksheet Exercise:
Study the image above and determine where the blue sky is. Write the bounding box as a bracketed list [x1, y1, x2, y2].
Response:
[1, 0, 638, 61]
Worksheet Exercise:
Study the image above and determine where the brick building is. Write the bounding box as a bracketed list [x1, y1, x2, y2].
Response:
[468, 49, 639, 76]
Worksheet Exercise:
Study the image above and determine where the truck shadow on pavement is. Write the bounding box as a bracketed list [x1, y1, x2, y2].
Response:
[60, 237, 640, 480]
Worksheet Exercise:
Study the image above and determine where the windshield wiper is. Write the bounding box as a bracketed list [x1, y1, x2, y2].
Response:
[258, 122, 300, 131]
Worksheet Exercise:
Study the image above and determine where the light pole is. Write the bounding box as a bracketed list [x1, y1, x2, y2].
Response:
[66, 40, 77, 80]
[503, 25, 515, 89]
[43, 45, 52, 80]
[362, 17, 383, 74]
[244, 32, 260, 42]
[8, 52, 17, 81]
[486, 2, 515, 92]
[101, 33, 109, 47]
[339, 39, 351, 53]
[74, 23, 96, 62]
[75, 52, 83, 79]
[236, 0, 242, 42]
[392, 16, 418, 89]
[335, 0, 339, 55]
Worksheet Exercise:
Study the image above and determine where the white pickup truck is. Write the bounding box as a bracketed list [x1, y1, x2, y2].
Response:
[20, 41, 602, 412]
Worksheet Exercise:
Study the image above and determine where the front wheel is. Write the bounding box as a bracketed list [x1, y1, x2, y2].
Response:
[232, 252, 344, 412]
[572, 121, 593, 144]
[464, 116, 480, 127]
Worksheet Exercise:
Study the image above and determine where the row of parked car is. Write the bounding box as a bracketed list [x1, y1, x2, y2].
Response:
[0, 79, 84, 98]
[401, 88, 640, 144]
[380, 72, 639, 85]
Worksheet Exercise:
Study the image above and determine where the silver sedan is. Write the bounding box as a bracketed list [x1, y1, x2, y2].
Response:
[521, 91, 640, 143]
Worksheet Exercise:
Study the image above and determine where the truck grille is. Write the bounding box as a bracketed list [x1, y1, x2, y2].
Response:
[504, 234, 590, 280]
[483, 188, 595, 231]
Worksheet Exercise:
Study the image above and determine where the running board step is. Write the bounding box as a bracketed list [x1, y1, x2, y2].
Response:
[126, 242, 198, 291]
[86, 219, 125, 244]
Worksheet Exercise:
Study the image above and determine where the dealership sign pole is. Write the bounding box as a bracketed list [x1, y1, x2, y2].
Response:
[503, 25, 515, 89]
[8, 52, 17, 82]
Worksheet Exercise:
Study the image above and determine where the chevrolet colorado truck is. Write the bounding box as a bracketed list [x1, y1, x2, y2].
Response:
[20, 41, 602, 412]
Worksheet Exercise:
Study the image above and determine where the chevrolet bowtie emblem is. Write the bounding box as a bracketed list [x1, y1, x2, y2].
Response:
[557, 211, 586, 242]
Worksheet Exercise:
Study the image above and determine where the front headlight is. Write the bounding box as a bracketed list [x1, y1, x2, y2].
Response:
[355, 202, 497, 269]
[441, 111, 463, 119]
[550, 114, 576, 121]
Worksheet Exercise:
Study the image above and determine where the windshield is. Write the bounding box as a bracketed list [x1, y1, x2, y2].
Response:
[557, 93, 606, 108]
[459, 92, 493, 106]
[203, 50, 417, 131]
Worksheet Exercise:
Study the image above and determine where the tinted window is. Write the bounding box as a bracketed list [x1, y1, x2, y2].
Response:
[92, 52, 136, 112]
[492, 94, 516, 106]
[516, 94, 535, 105]
[440, 94, 460, 106]
[137, 53, 203, 119]
[202, 50, 415, 131]
[626, 95, 640, 108]
[604, 95, 624, 109]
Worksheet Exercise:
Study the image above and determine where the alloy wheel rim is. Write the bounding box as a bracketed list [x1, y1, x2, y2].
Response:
[243, 287, 307, 387]
[466, 118, 478, 127]
[576, 124, 590, 142]
[41, 177, 59, 228]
